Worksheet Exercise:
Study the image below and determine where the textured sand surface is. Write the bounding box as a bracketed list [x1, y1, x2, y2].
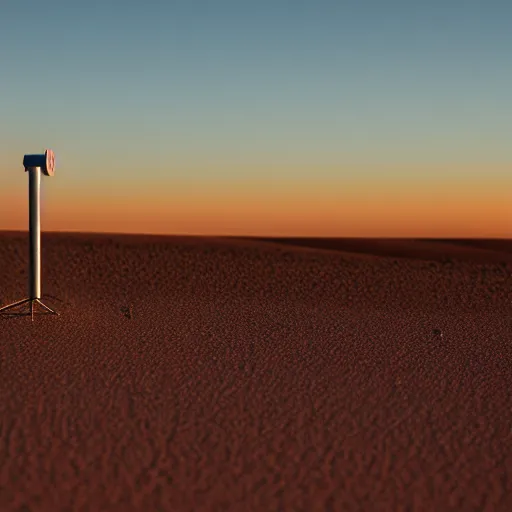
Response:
[0, 232, 511, 511]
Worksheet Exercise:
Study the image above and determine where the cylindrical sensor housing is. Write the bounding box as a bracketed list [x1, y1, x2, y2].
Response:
[23, 149, 55, 176]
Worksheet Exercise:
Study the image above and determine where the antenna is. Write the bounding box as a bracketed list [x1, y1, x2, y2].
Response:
[0, 150, 59, 321]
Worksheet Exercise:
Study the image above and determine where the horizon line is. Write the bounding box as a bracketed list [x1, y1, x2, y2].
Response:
[0, 230, 510, 241]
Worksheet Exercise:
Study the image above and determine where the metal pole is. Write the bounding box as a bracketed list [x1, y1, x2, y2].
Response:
[28, 166, 41, 299]
[0, 151, 59, 320]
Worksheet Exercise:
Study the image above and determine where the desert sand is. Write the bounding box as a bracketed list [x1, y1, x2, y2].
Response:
[0, 231, 511, 511]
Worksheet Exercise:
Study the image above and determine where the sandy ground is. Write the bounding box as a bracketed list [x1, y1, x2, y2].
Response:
[0, 232, 511, 512]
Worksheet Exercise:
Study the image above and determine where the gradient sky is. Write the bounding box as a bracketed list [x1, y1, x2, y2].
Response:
[0, 0, 510, 237]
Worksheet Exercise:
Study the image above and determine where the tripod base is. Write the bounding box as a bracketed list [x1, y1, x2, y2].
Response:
[0, 297, 59, 322]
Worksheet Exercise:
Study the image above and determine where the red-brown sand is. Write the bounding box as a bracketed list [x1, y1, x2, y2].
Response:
[0, 231, 511, 512]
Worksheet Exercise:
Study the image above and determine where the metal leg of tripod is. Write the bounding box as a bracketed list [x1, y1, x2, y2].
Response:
[0, 297, 59, 321]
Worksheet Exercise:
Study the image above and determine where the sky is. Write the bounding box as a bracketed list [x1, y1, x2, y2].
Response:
[0, 0, 510, 237]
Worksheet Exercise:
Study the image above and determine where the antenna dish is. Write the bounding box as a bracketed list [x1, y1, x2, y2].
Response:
[44, 149, 55, 176]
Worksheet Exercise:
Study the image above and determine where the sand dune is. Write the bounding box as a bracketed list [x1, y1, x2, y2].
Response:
[0, 231, 511, 511]
[239, 236, 512, 264]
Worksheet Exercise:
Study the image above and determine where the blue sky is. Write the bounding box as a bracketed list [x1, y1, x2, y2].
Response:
[0, 0, 510, 236]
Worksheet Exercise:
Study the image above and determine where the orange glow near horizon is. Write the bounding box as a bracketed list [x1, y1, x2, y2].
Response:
[0, 171, 510, 238]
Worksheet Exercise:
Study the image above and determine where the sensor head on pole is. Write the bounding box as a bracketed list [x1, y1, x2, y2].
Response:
[23, 149, 55, 176]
